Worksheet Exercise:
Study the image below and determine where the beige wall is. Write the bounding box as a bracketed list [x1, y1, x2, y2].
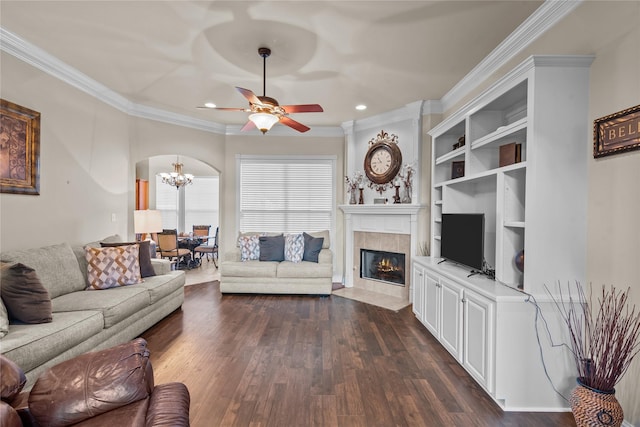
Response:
[0, 53, 131, 249]
[585, 12, 640, 423]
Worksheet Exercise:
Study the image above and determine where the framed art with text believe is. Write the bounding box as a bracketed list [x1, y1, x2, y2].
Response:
[0, 99, 41, 195]
[593, 104, 640, 158]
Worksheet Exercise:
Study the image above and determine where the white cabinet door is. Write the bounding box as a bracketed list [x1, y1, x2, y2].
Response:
[412, 264, 425, 322]
[439, 277, 464, 362]
[463, 289, 494, 392]
[423, 272, 440, 337]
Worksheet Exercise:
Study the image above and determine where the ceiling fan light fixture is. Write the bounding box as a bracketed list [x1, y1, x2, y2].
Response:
[249, 112, 279, 134]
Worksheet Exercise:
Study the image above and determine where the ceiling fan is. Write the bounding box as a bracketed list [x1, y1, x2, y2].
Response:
[200, 47, 323, 134]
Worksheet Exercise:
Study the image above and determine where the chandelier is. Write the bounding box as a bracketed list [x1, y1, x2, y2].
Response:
[159, 162, 194, 189]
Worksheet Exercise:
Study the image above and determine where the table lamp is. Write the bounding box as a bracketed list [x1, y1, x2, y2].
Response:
[134, 210, 163, 242]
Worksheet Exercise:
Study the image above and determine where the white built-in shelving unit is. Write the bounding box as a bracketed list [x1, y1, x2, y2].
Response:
[413, 55, 594, 411]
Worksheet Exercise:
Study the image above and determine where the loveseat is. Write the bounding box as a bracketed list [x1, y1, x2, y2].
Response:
[1, 338, 190, 426]
[0, 236, 185, 388]
[220, 230, 333, 295]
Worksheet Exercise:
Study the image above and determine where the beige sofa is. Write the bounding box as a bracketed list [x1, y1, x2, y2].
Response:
[220, 230, 333, 295]
[0, 236, 185, 387]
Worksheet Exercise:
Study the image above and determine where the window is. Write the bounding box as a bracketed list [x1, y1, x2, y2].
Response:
[156, 176, 219, 233]
[185, 177, 219, 232]
[238, 156, 335, 234]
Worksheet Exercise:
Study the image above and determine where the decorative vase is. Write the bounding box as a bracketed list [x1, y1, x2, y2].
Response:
[514, 250, 524, 273]
[349, 190, 357, 204]
[401, 185, 412, 204]
[569, 378, 624, 427]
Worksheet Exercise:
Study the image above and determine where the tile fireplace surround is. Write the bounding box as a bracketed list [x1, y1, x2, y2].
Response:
[339, 204, 423, 301]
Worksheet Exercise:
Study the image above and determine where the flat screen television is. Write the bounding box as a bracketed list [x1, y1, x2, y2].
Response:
[440, 213, 484, 271]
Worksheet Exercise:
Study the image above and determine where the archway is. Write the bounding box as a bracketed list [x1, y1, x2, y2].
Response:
[136, 155, 220, 235]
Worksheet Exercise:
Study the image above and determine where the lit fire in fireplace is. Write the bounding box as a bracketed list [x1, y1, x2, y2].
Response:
[377, 257, 402, 274]
[360, 249, 406, 286]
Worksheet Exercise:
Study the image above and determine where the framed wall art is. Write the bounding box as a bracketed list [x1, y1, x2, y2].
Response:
[0, 99, 40, 195]
[593, 104, 640, 158]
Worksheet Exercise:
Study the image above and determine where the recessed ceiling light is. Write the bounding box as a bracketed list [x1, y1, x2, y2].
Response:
[355, 104, 367, 111]
[204, 102, 216, 109]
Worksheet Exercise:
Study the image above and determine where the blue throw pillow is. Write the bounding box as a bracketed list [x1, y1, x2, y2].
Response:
[259, 235, 285, 262]
[302, 233, 324, 263]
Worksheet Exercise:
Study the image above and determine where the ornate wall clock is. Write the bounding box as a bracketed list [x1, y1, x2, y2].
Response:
[364, 130, 402, 185]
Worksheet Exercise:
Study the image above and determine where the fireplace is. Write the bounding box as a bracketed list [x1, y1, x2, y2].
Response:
[360, 249, 406, 286]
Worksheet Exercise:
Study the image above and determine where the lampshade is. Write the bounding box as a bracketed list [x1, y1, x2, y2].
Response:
[134, 210, 163, 234]
[249, 113, 279, 134]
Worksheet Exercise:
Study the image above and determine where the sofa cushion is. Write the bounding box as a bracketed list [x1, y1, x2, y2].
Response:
[52, 286, 149, 329]
[284, 234, 304, 263]
[135, 271, 185, 304]
[238, 235, 260, 261]
[0, 310, 104, 373]
[0, 243, 86, 298]
[276, 260, 333, 279]
[302, 232, 324, 263]
[221, 260, 278, 278]
[101, 241, 155, 278]
[259, 235, 285, 262]
[85, 245, 143, 290]
[0, 263, 52, 324]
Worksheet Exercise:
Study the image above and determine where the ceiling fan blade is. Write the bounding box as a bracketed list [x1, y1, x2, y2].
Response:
[197, 106, 249, 112]
[236, 87, 262, 105]
[280, 116, 310, 133]
[281, 104, 324, 113]
[240, 120, 257, 132]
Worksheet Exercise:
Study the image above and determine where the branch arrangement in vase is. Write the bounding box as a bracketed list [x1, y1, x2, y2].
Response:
[551, 283, 640, 392]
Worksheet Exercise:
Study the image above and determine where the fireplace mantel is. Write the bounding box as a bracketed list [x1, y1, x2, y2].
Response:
[339, 204, 422, 216]
[339, 204, 424, 288]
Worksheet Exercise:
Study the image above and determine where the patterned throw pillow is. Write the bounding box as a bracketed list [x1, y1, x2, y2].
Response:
[238, 235, 260, 261]
[85, 245, 142, 290]
[101, 241, 155, 278]
[284, 233, 304, 263]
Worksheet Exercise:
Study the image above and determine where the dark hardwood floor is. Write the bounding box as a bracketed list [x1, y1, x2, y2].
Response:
[141, 282, 576, 427]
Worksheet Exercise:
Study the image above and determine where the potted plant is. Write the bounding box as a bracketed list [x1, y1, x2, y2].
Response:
[552, 283, 640, 427]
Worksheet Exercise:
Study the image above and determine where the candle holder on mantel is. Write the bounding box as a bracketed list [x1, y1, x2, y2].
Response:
[393, 182, 401, 204]
[358, 186, 364, 204]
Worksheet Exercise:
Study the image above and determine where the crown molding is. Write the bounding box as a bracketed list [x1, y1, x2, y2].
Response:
[0, 27, 133, 112]
[440, 0, 583, 112]
[128, 104, 227, 134]
[347, 101, 427, 133]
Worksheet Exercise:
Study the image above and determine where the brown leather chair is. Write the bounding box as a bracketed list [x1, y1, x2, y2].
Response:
[0, 338, 190, 427]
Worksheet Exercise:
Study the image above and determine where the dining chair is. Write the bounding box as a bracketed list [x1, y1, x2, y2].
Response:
[157, 229, 191, 269]
[194, 226, 219, 268]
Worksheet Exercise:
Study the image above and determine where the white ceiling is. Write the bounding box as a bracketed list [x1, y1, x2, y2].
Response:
[1, 1, 632, 132]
